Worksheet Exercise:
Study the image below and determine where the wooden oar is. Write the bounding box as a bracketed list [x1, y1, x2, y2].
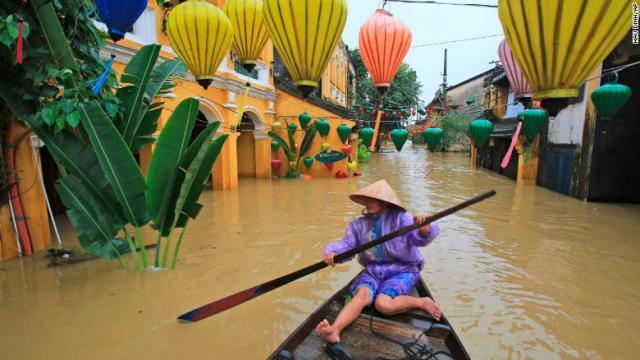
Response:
[177, 190, 496, 323]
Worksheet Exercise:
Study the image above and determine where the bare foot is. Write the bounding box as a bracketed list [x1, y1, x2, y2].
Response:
[316, 319, 341, 343]
[421, 297, 442, 320]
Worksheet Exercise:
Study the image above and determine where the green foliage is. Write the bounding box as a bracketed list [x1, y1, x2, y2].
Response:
[55, 176, 129, 263]
[0, 2, 224, 270]
[268, 121, 318, 178]
[441, 114, 473, 150]
[0, 0, 118, 130]
[79, 101, 149, 227]
[350, 48, 422, 134]
[146, 98, 198, 232]
[165, 131, 228, 268]
[358, 139, 370, 163]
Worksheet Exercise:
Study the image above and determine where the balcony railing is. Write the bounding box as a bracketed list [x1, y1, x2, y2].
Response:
[234, 60, 259, 80]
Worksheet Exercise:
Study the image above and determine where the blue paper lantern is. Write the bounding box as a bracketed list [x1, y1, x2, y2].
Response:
[94, 0, 147, 42]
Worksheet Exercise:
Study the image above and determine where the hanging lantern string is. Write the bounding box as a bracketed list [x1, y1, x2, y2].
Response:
[383, 0, 497, 8]
[584, 60, 640, 83]
[412, 34, 502, 48]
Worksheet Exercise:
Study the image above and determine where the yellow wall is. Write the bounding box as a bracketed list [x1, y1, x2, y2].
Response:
[321, 41, 350, 107]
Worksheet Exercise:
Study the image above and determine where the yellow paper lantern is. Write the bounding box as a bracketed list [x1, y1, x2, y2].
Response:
[166, 0, 234, 89]
[263, 0, 348, 97]
[224, 0, 270, 72]
[347, 161, 357, 173]
[498, 0, 630, 114]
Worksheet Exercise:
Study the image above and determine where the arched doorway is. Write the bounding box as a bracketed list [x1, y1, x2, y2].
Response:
[237, 112, 257, 177]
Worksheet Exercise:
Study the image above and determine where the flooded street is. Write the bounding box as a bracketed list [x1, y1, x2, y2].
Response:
[1, 145, 639, 359]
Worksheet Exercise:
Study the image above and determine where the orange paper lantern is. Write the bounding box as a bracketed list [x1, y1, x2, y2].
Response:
[358, 9, 412, 94]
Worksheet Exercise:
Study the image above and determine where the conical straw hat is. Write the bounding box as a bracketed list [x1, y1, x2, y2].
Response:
[349, 180, 405, 211]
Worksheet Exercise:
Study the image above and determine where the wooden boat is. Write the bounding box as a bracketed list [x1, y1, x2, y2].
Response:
[268, 275, 471, 359]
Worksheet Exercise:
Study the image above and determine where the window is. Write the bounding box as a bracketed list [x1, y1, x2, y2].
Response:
[234, 60, 259, 80]
[131, 8, 157, 44]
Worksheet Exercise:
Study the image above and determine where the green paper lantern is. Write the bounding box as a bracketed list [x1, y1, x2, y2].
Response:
[465, 99, 474, 105]
[288, 122, 298, 132]
[418, 109, 426, 116]
[469, 118, 493, 147]
[360, 127, 375, 147]
[422, 127, 443, 152]
[390, 129, 409, 151]
[591, 82, 632, 119]
[435, 106, 442, 113]
[298, 112, 313, 128]
[316, 118, 331, 137]
[304, 156, 314, 168]
[521, 109, 547, 140]
[271, 141, 280, 151]
[337, 124, 352, 144]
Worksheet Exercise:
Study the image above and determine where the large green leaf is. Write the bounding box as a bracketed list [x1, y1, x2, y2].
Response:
[298, 124, 318, 158]
[182, 122, 220, 165]
[146, 98, 198, 227]
[32, 126, 125, 225]
[268, 131, 295, 161]
[131, 106, 162, 151]
[116, 44, 161, 150]
[287, 121, 297, 154]
[156, 121, 220, 236]
[172, 134, 228, 229]
[30, 0, 79, 72]
[79, 101, 149, 227]
[145, 60, 186, 101]
[55, 176, 129, 260]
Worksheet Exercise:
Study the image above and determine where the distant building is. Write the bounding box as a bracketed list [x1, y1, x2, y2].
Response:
[462, 36, 640, 202]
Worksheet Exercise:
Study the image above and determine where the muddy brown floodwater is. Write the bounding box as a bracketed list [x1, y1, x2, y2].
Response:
[1, 146, 639, 359]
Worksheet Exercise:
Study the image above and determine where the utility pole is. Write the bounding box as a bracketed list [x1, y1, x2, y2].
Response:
[441, 48, 448, 106]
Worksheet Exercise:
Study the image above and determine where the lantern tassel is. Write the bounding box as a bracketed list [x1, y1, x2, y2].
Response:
[501, 121, 522, 169]
[16, 21, 24, 64]
[92, 54, 115, 96]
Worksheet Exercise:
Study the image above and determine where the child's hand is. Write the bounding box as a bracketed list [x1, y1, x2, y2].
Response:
[414, 214, 432, 236]
[323, 252, 336, 266]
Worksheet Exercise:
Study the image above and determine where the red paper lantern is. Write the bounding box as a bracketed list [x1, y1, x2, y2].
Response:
[358, 9, 412, 94]
[271, 159, 282, 173]
[341, 144, 352, 156]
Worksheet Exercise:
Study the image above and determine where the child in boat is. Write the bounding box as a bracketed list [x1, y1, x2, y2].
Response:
[316, 179, 441, 344]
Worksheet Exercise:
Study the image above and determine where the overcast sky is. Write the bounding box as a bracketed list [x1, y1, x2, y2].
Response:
[342, 0, 504, 102]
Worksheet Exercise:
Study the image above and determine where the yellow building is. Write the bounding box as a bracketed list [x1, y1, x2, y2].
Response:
[0, 0, 357, 261]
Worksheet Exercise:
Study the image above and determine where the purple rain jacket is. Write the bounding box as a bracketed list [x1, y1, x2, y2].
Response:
[323, 208, 440, 278]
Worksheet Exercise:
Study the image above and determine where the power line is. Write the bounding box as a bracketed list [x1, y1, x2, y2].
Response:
[411, 34, 503, 48]
[384, 0, 497, 8]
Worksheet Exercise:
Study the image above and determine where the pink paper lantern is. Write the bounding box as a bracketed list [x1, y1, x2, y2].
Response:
[498, 39, 532, 100]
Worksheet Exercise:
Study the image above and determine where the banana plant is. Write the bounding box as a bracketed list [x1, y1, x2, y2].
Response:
[268, 120, 318, 178]
[147, 102, 227, 268]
